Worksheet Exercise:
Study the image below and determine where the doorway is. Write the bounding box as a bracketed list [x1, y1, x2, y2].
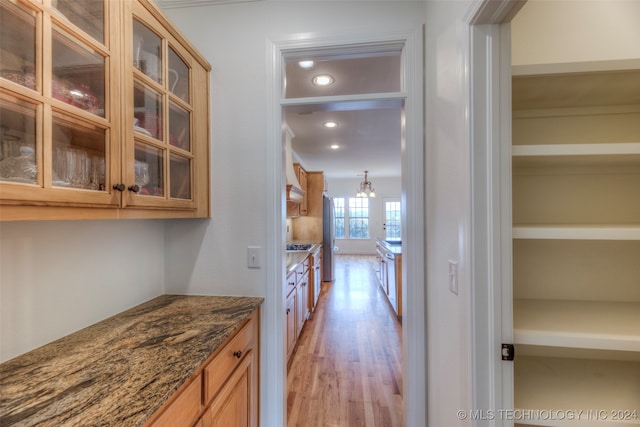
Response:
[266, 28, 425, 426]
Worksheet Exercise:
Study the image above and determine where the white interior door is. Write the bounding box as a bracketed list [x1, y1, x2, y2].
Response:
[382, 197, 401, 241]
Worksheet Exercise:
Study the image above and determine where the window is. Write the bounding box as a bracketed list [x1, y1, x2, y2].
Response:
[334, 197, 345, 239]
[384, 200, 401, 240]
[333, 197, 370, 239]
[349, 197, 370, 238]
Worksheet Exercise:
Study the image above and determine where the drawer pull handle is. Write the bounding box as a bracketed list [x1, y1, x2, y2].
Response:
[233, 350, 243, 359]
[286, 308, 291, 314]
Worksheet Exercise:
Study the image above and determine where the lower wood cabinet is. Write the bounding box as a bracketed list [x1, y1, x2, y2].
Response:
[200, 354, 253, 427]
[286, 288, 297, 360]
[310, 246, 322, 312]
[375, 239, 402, 319]
[285, 253, 312, 363]
[146, 309, 259, 427]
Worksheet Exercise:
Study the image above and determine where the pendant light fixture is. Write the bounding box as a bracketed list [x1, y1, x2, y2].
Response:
[356, 171, 376, 198]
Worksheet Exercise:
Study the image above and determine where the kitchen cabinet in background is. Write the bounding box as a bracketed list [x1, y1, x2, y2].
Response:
[294, 163, 308, 215]
[375, 239, 402, 319]
[310, 245, 322, 311]
[291, 170, 325, 240]
[511, 64, 640, 425]
[285, 254, 311, 363]
[0, 0, 210, 221]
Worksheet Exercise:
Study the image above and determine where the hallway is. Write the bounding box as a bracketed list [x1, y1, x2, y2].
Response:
[287, 255, 403, 427]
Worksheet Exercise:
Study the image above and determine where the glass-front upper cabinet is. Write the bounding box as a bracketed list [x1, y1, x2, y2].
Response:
[1, 0, 210, 220]
[0, 0, 118, 208]
[126, 2, 199, 210]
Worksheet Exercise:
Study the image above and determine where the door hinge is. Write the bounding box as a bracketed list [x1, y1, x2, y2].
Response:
[501, 343, 515, 361]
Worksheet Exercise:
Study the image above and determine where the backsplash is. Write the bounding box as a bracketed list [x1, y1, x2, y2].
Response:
[286, 218, 293, 242]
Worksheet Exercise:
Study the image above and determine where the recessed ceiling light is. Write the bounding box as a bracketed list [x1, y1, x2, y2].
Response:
[323, 121, 338, 128]
[312, 74, 334, 86]
[330, 144, 339, 149]
[298, 60, 314, 69]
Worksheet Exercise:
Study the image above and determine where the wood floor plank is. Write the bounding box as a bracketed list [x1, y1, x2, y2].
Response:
[287, 255, 403, 427]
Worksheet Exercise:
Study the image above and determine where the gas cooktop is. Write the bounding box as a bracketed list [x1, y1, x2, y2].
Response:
[286, 243, 313, 251]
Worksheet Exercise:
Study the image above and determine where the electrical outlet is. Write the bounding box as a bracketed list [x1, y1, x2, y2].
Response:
[448, 260, 458, 295]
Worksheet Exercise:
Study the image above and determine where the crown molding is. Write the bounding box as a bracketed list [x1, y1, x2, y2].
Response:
[155, 0, 262, 9]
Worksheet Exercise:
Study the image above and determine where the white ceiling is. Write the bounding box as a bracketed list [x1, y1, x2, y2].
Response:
[284, 52, 403, 179]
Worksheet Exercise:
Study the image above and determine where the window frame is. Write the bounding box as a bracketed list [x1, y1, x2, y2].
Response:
[333, 196, 371, 240]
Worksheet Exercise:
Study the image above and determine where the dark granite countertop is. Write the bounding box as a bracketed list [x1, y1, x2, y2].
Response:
[376, 238, 402, 256]
[0, 295, 263, 427]
[285, 241, 321, 273]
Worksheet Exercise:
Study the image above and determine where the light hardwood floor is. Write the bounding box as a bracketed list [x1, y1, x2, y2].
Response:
[287, 255, 403, 427]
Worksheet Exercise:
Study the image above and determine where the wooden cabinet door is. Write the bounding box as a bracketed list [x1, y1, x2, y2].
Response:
[293, 163, 308, 216]
[1, 0, 210, 221]
[313, 255, 322, 309]
[295, 277, 307, 338]
[286, 289, 297, 360]
[148, 374, 202, 427]
[200, 352, 253, 427]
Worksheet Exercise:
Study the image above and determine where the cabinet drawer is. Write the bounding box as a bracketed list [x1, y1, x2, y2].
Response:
[149, 374, 202, 427]
[287, 271, 297, 291]
[296, 258, 310, 283]
[204, 318, 254, 404]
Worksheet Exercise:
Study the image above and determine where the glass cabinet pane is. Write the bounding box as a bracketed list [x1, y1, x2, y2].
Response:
[170, 154, 191, 199]
[52, 113, 106, 190]
[0, 96, 37, 184]
[0, 2, 36, 91]
[135, 143, 164, 196]
[52, 29, 105, 117]
[134, 82, 163, 140]
[169, 102, 190, 151]
[133, 19, 162, 84]
[168, 46, 189, 102]
[52, 0, 104, 44]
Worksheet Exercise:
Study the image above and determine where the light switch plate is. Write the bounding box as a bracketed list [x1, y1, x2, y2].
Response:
[248, 246, 261, 268]
[448, 260, 458, 295]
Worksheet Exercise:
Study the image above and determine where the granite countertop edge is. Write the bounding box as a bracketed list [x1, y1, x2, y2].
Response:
[0, 294, 264, 427]
[285, 241, 322, 273]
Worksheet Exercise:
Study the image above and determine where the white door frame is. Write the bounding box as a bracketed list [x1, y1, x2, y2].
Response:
[466, 1, 524, 425]
[265, 27, 424, 427]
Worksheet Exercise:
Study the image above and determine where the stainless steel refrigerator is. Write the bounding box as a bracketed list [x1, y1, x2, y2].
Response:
[322, 195, 335, 282]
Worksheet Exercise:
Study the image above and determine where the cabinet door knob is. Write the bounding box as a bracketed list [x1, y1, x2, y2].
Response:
[113, 183, 125, 191]
[286, 308, 291, 314]
[128, 184, 141, 193]
[233, 350, 243, 359]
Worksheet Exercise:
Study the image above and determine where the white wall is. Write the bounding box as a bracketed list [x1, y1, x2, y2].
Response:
[511, 0, 640, 67]
[162, 1, 424, 294]
[424, 0, 474, 425]
[0, 220, 165, 361]
[324, 176, 401, 254]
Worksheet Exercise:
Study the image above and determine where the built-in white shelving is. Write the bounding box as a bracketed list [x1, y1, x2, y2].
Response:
[515, 356, 640, 427]
[512, 63, 640, 426]
[514, 299, 640, 352]
[512, 226, 640, 240]
[512, 143, 640, 157]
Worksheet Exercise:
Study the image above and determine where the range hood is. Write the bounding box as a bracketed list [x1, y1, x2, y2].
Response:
[284, 124, 304, 203]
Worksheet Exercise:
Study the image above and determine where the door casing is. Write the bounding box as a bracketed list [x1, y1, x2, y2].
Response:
[265, 27, 425, 427]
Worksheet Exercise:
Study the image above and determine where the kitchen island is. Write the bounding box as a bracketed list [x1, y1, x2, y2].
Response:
[375, 238, 402, 319]
[0, 295, 263, 426]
